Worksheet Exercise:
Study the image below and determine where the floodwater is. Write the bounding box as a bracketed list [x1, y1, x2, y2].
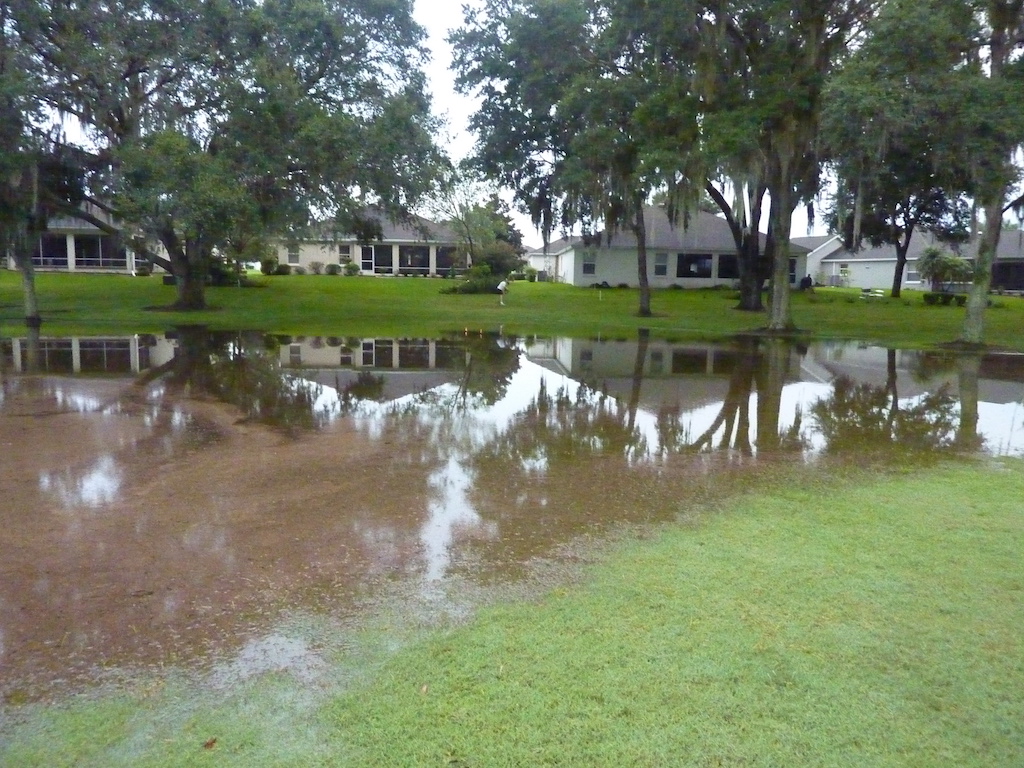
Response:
[2, 328, 1023, 706]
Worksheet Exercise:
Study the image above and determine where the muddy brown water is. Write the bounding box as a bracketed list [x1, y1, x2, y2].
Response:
[2, 330, 1022, 706]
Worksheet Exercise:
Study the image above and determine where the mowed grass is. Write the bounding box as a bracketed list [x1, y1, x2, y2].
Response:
[4, 460, 1023, 766]
[3, 270, 1024, 348]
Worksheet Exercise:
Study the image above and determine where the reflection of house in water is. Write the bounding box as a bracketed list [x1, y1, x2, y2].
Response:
[524, 336, 802, 412]
[3, 335, 177, 375]
[279, 336, 473, 403]
[805, 342, 1024, 407]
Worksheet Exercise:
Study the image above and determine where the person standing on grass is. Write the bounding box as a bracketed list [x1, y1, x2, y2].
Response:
[497, 277, 509, 305]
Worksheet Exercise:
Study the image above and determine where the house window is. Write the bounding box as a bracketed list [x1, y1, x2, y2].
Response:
[677, 253, 712, 278]
[398, 245, 430, 275]
[582, 252, 596, 275]
[288, 344, 302, 365]
[650, 350, 664, 375]
[33, 233, 69, 268]
[789, 258, 797, 284]
[717, 254, 739, 279]
[287, 244, 300, 265]
[338, 245, 351, 263]
[654, 252, 668, 277]
[907, 269, 920, 282]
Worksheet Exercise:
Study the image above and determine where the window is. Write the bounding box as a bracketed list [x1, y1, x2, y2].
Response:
[398, 245, 430, 275]
[582, 252, 596, 275]
[288, 344, 302, 366]
[75, 235, 127, 269]
[654, 252, 668, 277]
[436, 246, 460, 273]
[788, 257, 797, 284]
[649, 350, 664, 375]
[33, 234, 68, 268]
[677, 253, 712, 278]
[907, 268, 920, 282]
[717, 254, 739, 279]
[287, 244, 300, 265]
[338, 245, 351, 263]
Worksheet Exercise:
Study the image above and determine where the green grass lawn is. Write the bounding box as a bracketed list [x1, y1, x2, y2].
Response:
[2, 271, 1023, 349]
[3, 460, 1022, 766]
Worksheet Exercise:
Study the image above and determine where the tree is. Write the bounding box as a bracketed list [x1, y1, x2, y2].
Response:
[917, 246, 974, 293]
[12, 0, 442, 310]
[822, 0, 978, 298]
[702, 1, 881, 330]
[452, 0, 703, 317]
[959, 1, 1024, 344]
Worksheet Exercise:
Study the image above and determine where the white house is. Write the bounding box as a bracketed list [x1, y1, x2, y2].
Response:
[794, 228, 1024, 291]
[276, 209, 462, 276]
[526, 206, 808, 288]
[4, 203, 137, 275]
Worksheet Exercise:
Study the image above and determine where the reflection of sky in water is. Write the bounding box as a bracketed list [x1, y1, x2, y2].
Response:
[39, 455, 122, 508]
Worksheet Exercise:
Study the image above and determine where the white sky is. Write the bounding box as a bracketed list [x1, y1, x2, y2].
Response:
[412, 0, 826, 246]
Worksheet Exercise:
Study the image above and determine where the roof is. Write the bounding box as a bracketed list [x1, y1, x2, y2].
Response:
[822, 228, 1024, 263]
[528, 206, 809, 255]
[310, 207, 460, 244]
[792, 234, 843, 256]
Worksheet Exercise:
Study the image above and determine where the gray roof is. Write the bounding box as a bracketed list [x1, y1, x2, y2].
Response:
[311, 207, 459, 244]
[823, 228, 1024, 262]
[529, 207, 808, 254]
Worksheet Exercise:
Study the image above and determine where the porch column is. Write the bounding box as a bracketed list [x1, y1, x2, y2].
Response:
[391, 244, 399, 275]
[71, 338, 81, 373]
[130, 336, 141, 373]
[67, 234, 76, 271]
[429, 245, 437, 276]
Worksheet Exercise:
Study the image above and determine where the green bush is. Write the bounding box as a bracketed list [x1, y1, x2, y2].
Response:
[343, 262, 360, 276]
[309, 261, 324, 275]
[440, 264, 501, 294]
[325, 263, 341, 275]
[294, 265, 307, 275]
[260, 257, 279, 275]
[274, 264, 292, 276]
[134, 260, 152, 277]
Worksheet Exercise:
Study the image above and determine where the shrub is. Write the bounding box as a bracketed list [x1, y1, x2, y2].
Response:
[954, 294, 968, 307]
[440, 264, 500, 294]
[261, 257, 279, 275]
[617, 283, 630, 289]
[134, 260, 153, 277]
[309, 261, 324, 275]
[923, 292, 940, 305]
[343, 262, 360, 276]
[275, 264, 292, 276]
[525, 266, 538, 282]
[293, 265, 307, 275]
[325, 263, 341, 275]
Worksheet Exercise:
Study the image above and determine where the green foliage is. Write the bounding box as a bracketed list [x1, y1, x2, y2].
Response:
[325, 263, 341, 275]
[260, 256, 279, 275]
[440, 264, 503, 295]
[343, 262, 360, 276]
[917, 246, 973, 292]
[309, 261, 324, 275]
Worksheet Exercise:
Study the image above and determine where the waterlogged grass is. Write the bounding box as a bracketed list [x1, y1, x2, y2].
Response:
[3, 460, 1023, 766]
[2, 271, 1024, 348]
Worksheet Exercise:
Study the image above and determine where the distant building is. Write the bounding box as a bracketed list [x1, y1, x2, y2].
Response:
[526, 206, 808, 288]
[4, 203, 136, 274]
[794, 228, 1024, 291]
[276, 209, 462, 276]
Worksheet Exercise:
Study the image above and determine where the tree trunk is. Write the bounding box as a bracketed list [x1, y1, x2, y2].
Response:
[766, 190, 796, 331]
[890, 229, 913, 298]
[755, 338, 789, 451]
[625, 327, 649, 432]
[164, 233, 209, 310]
[633, 202, 652, 317]
[960, 196, 1003, 344]
[705, 182, 767, 312]
[955, 352, 982, 450]
[18, 255, 41, 327]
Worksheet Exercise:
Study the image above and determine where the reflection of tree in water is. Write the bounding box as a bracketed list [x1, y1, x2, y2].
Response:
[810, 348, 959, 455]
[656, 337, 806, 456]
[141, 326, 332, 433]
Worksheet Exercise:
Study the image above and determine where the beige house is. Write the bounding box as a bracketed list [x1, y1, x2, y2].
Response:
[277, 209, 462, 276]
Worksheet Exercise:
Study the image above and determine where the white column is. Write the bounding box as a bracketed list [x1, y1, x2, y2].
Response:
[429, 245, 437, 276]
[66, 234, 77, 271]
[71, 338, 81, 373]
[391, 244, 399, 275]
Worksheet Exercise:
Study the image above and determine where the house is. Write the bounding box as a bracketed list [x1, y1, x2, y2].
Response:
[4, 203, 137, 275]
[526, 207, 808, 288]
[276, 209, 462, 276]
[794, 228, 1024, 291]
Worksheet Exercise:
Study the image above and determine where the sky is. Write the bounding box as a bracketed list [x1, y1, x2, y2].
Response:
[412, 0, 826, 246]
